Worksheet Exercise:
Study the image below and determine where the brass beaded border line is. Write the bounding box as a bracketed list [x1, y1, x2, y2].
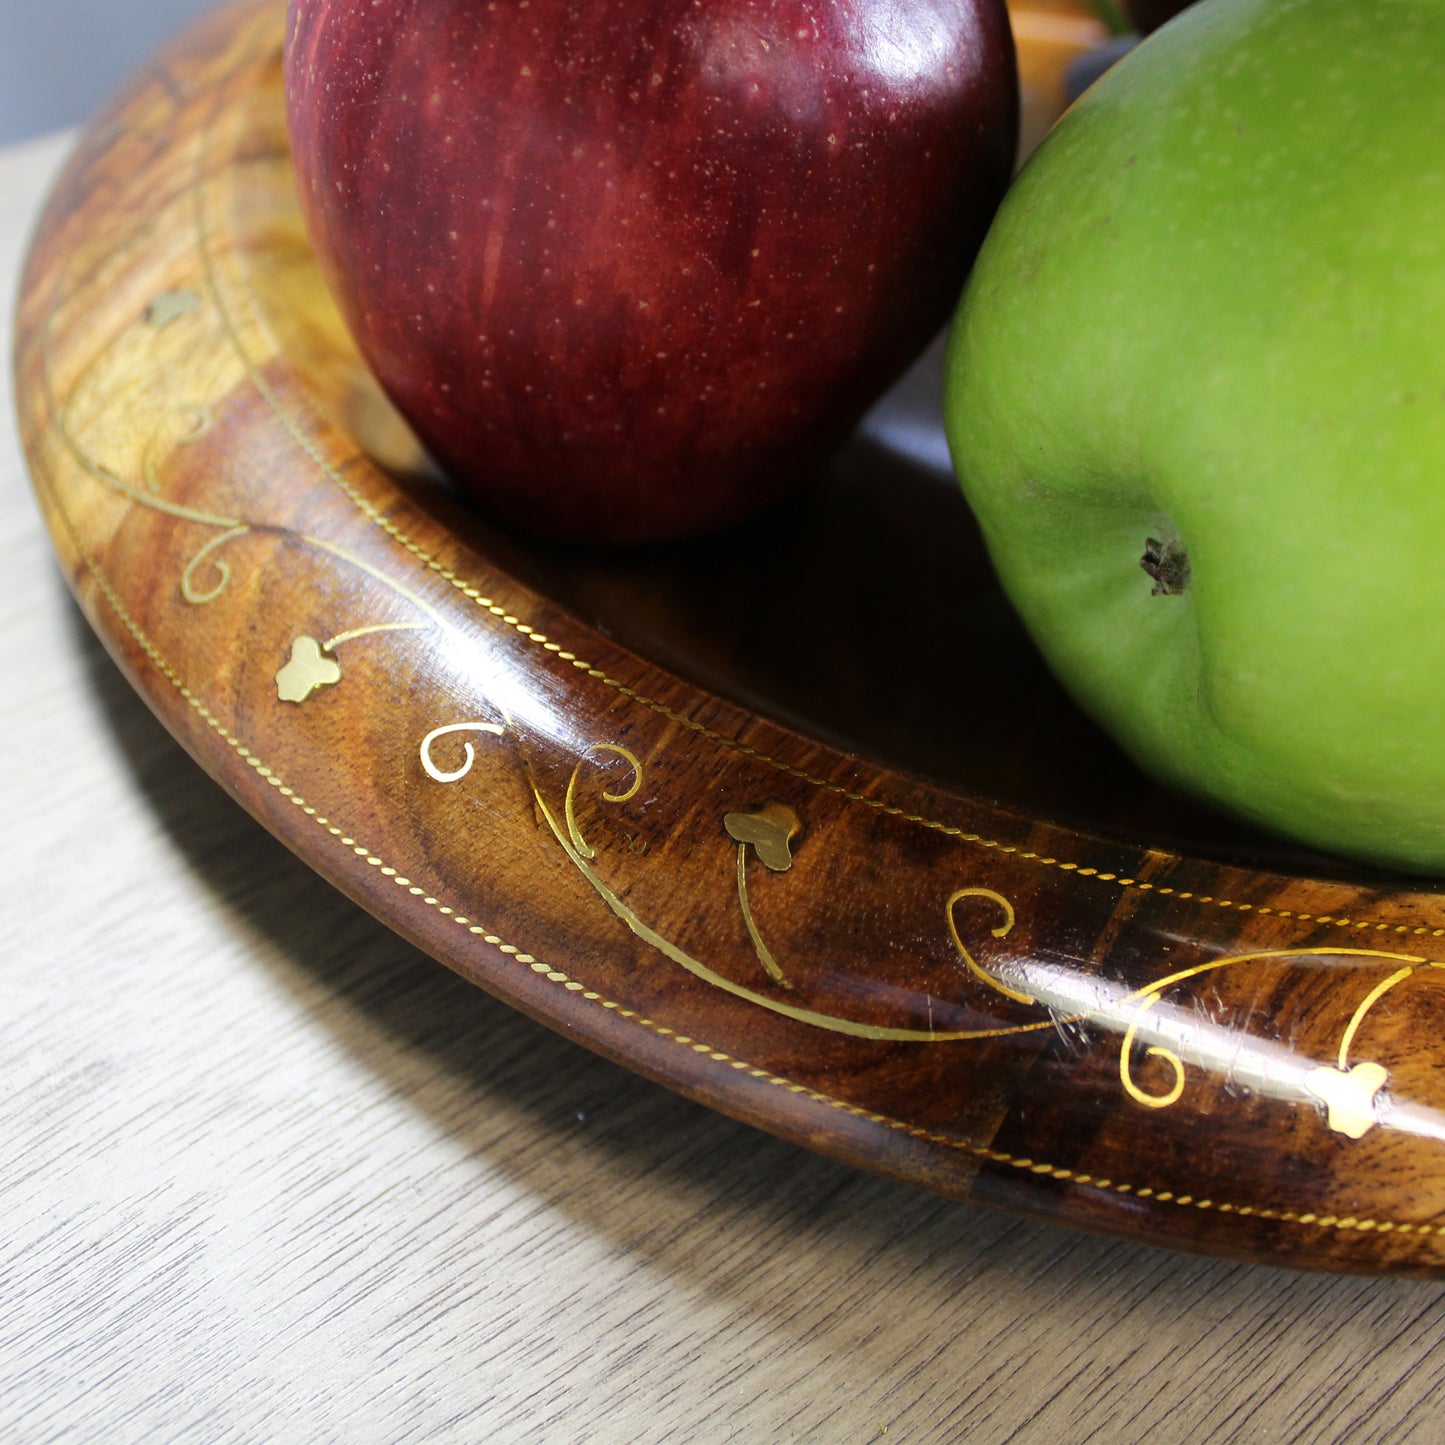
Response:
[188, 22, 1445, 947]
[38, 510, 1445, 1244]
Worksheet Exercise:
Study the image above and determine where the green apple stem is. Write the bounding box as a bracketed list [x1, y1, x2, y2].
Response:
[1141, 536, 1190, 596]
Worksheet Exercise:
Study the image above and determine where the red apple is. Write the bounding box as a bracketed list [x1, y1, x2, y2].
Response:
[285, 0, 1017, 543]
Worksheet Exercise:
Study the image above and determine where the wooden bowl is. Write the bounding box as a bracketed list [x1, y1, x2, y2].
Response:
[17, 0, 1445, 1275]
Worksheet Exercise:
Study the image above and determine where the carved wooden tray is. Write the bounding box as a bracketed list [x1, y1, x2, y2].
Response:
[18, 0, 1445, 1275]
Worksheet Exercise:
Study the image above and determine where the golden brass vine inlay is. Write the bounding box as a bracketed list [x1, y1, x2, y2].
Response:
[947, 888, 1028, 1005]
[418, 722, 1432, 1138]
[726, 802, 802, 987]
[276, 623, 428, 703]
[725, 803, 800, 873]
[45, 217, 443, 715]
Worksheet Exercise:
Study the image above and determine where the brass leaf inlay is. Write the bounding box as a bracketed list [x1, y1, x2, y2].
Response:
[276, 635, 342, 703]
[724, 802, 800, 873]
[1306, 1062, 1388, 1140]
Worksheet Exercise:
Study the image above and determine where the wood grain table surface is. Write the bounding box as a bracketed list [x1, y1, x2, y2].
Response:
[4, 127, 1445, 1445]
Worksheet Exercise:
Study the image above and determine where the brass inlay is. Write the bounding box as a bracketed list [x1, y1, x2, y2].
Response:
[276, 635, 342, 703]
[1336, 966, 1417, 1071]
[182, 524, 250, 604]
[725, 803, 800, 873]
[276, 624, 428, 703]
[1118, 993, 1187, 1110]
[1115, 952, 1443, 1134]
[726, 802, 801, 988]
[947, 888, 1029, 1005]
[420, 722, 509, 783]
[43, 250, 443, 698]
[736, 846, 789, 988]
[565, 746, 643, 860]
[1306, 1063, 1389, 1141]
[1301, 965, 1417, 1138]
[423, 731, 1039, 1040]
[421, 729, 1444, 1132]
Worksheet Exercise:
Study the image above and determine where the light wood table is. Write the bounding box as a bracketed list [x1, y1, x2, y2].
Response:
[4, 128, 1444, 1445]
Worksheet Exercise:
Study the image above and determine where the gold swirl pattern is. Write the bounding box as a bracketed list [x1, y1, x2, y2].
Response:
[420, 722, 509, 784]
[42, 267, 442, 697]
[419, 727, 1445, 1137]
[423, 731, 1044, 1041]
[1109, 952, 1445, 1134]
[181, 524, 250, 604]
[564, 746, 643, 860]
[947, 888, 1029, 1006]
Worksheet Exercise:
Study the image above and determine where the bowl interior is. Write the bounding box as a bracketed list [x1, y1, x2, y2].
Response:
[232, 32, 1383, 885]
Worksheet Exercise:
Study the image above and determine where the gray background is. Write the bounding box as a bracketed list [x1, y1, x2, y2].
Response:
[0, 2, 215, 145]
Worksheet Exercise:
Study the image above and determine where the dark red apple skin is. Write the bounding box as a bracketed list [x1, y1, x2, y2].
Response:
[285, 0, 1018, 544]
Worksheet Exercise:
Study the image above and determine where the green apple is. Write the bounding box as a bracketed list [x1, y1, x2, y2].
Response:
[943, 0, 1445, 873]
